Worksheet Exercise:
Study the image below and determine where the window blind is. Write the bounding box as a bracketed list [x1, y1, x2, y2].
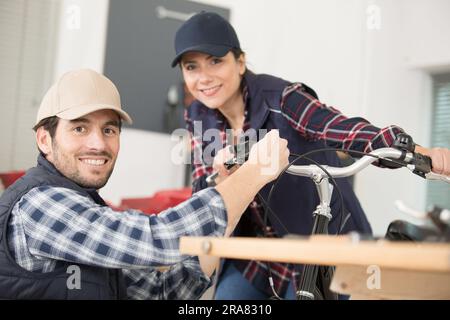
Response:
[427, 73, 450, 209]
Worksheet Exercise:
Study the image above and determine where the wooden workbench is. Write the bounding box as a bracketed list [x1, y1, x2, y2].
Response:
[180, 235, 450, 299]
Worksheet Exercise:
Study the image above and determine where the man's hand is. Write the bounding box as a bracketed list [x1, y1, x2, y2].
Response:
[246, 129, 290, 185]
[212, 145, 237, 185]
[214, 130, 290, 237]
[212, 130, 290, 185]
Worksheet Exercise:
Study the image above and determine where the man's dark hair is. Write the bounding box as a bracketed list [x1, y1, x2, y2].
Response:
[32, 116, 59, 155]
[32, 116, 60, 138]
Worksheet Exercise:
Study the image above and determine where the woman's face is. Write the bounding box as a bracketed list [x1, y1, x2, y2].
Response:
[180, 51, 246, 110]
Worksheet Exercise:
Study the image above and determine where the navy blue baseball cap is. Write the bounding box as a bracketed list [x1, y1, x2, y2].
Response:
[171, 11, 241, 67]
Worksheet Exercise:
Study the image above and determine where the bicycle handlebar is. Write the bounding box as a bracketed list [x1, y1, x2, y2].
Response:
[286, 147, 450, 184]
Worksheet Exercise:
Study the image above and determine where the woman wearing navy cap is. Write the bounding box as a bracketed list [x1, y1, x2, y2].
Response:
[172, 11, 450, 300]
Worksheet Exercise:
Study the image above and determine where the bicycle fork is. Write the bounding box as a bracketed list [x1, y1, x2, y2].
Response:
[297, 175, 333, 300]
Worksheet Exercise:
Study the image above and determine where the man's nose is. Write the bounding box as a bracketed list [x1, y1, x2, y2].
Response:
[85, 129, 107, 150]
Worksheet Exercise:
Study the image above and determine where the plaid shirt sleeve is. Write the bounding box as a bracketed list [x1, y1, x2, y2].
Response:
[280, 83, 405, 153]
[123, 256, 212, 299]
[17, 185, 227, 269]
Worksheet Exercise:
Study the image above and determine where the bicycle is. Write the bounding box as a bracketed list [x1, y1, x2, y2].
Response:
[206, 133, 449, 300]
[281, 134, 449, 300]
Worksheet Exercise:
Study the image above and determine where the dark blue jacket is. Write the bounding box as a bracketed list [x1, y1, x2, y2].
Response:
[188, 71, 372, 237]
[0, 155, 128, 299]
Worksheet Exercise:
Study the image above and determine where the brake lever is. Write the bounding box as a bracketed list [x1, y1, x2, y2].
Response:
[406, 148, 449, 183]
[424, 171, 450, 184]
[388, 133, 448, 182]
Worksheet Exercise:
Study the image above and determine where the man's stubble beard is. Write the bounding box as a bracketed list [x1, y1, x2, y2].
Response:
[51, 140, 115, 189]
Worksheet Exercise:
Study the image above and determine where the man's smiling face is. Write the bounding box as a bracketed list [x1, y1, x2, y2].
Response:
[41, 109, 121, 189]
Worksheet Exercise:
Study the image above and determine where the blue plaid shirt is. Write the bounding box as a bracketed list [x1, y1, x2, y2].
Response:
[7, 185, 227, 299]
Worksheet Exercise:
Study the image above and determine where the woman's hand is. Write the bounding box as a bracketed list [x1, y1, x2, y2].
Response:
[415, 145, 450, 176]
[427, 148, 450, 176]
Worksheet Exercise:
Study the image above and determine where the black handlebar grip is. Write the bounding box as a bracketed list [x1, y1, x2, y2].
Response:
[412, 153, 432, 178]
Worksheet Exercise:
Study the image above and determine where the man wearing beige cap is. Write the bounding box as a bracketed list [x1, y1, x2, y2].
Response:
[0, 69, 289, 299]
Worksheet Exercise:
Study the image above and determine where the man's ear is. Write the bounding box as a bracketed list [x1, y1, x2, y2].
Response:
[36, 127, 52, 156]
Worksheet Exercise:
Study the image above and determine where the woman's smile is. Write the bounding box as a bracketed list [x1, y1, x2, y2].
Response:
[199, 84, 222, 97]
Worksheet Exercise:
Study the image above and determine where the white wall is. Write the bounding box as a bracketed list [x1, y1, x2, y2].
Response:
[52, 0, 450, 235]
[347, 0, 450, 235]
[99, 128, 186, 205]
[53, 0, 110, 77]
[194, 0, 366, 116]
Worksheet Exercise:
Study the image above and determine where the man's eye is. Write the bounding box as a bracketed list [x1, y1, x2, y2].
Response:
[211, 58, 222, 65]
[185, 64, 196, 71]
[74, 127, 85, 133]
[104, 127, 116, 135]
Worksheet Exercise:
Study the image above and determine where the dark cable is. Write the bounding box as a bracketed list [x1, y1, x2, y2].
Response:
[260, 151, 345, 300]
[257, 192, 290, 234]
[263, 147, 405, 237]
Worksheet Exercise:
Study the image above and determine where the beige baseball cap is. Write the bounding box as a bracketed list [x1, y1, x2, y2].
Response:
[36, 69, 133, 125]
